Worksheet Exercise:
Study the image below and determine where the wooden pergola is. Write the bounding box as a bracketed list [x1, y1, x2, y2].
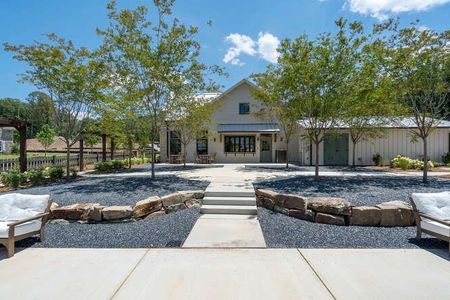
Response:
[78, 131, 117, 171]
[0, 117, 30, 172]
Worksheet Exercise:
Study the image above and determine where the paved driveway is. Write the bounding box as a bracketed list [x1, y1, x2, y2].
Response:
[1, 248, 449, 300]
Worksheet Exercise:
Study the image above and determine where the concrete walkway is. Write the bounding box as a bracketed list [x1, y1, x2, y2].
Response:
[183, 166, 267, 248]
[1, 248, 449, 299]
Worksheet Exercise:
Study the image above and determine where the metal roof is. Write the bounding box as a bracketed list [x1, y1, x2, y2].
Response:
[298, 117, 450, 129]
[217, 123, 280, 133]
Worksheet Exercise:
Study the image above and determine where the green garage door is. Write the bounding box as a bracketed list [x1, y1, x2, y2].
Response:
[324, 134, 349, 166]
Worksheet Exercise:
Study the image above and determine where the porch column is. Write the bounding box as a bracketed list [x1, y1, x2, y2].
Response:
[18, 125, 27, 172]
[110, 137, 115, 160]
[79, 138, 84, 171]
[102, 134, 107, 162]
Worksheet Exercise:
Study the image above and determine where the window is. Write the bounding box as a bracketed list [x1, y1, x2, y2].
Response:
[224, 136, 255, 153]
[196, 132, 208, 155]
[239, 103, 250, 115]
[169, 131, 181, 155]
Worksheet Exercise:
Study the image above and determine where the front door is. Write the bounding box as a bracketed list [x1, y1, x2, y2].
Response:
[260, 134, 272, 163]
[324, 134, 349, 166]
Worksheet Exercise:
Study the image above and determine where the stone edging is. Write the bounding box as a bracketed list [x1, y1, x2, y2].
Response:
[256, 189, 415, 227]
[49, 190, 204, 223]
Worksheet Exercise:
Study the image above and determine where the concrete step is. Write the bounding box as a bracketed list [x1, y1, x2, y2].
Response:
[205, 190, 255, 198]
[200, 205, 257, 215]
[203, 196, 256, 206]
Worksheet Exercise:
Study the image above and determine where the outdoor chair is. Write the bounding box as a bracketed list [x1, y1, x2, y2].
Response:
[410, 192, 450, 254]
[195, 153, 201, 164]
[208, 153, 216, 164]
[0, 193, 52, 258]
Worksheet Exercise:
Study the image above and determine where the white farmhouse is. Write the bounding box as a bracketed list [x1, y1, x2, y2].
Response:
[160, 79, 450, 165]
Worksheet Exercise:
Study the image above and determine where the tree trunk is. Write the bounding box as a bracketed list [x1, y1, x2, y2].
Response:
[314, 140, 320, 179]
[128, 138, 132, 169]
[150, 115, 156, 180]
[285, 139, 289, 169]
[183, 144, 187, 168]
[352, 141, 356, 168]
[66, 142, 71, 181]
[423, 136, 428, 183]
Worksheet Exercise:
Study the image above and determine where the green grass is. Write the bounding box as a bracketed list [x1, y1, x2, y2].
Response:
[0, 152, 68, 159]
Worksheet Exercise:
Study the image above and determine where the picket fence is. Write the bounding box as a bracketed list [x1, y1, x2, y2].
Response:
[0, 151, 131, 172]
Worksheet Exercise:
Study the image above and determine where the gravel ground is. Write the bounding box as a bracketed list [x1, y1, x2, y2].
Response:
[255, 175, 450, 206]
[16, 208, 200, 248]
[258, 208, 448, 249]
[4, 174, 209, 206]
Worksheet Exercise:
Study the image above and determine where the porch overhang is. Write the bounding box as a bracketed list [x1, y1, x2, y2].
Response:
[217, 123, 280, 133]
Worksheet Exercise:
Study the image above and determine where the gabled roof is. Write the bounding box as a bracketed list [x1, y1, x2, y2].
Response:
[214, 78, 257, 101]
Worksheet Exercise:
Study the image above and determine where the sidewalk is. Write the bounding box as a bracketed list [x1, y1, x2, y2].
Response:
[1, 248, 449, 299]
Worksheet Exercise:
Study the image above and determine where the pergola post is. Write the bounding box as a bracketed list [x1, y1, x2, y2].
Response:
[110, 137, 115, 160]
[79, 138, 84, 171]
[18, 125, 27, 172]
[102, 134, 107, 162]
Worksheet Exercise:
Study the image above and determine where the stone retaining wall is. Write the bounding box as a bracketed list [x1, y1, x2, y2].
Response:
[256, 189, 415, 227]
[50, 190, 204, 223]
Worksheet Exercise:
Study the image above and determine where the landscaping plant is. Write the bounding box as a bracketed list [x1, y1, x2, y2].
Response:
[372, 153, 384, 166]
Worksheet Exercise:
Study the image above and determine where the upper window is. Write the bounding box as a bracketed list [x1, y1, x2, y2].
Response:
[239, 103, 250, 115]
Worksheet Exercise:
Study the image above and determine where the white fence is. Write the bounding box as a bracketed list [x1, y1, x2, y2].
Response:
[0, 151, 132, 172]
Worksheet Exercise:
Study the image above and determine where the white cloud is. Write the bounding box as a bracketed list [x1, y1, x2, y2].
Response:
[223, 33, 256, 66]
[345, 0, 450, 20]
[257, 32, 280, 64]
[223, 32, 280, 66]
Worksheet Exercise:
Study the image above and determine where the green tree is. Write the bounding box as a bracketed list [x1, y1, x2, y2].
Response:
[84, 135, 100, 153]
[97, 0, 223, 179]
[380, 24, 449, 182]
[36, 124, 55, 157]
[277, 19, 365, 178]
[168, 92, 220, 167]
[5, 34, 108, 179]
[252, 68, 299, 168]
[27, 91, 55, 135]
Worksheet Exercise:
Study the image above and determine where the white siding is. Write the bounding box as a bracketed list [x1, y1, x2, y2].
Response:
[298, 128, 450, 166]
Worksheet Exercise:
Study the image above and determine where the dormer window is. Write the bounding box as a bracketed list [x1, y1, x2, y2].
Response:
[239, 103, 250, 115]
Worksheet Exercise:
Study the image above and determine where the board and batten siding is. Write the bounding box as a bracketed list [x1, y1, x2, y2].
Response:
[299, 128, 450, 166]
[351, 128, 450, 165]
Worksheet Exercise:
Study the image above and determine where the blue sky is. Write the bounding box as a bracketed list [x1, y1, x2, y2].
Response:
[1, 0, 449, 100]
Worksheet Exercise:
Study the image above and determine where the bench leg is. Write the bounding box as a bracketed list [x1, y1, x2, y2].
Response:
[416, 227, 422, 241]
[6, 238, 15, 258]
[39, 227, 45, 242]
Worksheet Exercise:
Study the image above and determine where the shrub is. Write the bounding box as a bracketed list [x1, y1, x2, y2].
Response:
[49, 166, 64, 180]
[28, 169, 45, 185]
[10, 144, 19, 154]
[372, 153, 384, 166]
[111, 159, 124, 169]
[390, 155, 435, 170]
[95, 161, 113, 172]
[1, 169, 23, 188]
[443, 152, 450, 164]
[70, 168, 78, 179]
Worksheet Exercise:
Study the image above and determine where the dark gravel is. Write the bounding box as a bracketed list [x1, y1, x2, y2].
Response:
[16, 207, 200, 248]
[4, 174, 209, 206]
[258, 208, 448, 249]
[255, 175, 450, 206]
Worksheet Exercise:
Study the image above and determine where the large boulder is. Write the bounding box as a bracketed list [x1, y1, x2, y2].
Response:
[375, 201, 415, 227]
[351, 206, 381, 226]
[51, 203, 104, 221]
[307, 197, 352, 216]
[185, 199, 201, 209]
[102, 206, 133, 221]
[145, 210, 166, 219]
[274, 193, 307, 210]
[256, 189, 278, 210]
[315, 212, 346, 226]
[133, 196, 162, 218]
[161, 190, 204, 208]
[289, 209, 315, 222]
[274, 205, 289, 216]
[165, 203, 187, 214]
[256, 189, 278, 199]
